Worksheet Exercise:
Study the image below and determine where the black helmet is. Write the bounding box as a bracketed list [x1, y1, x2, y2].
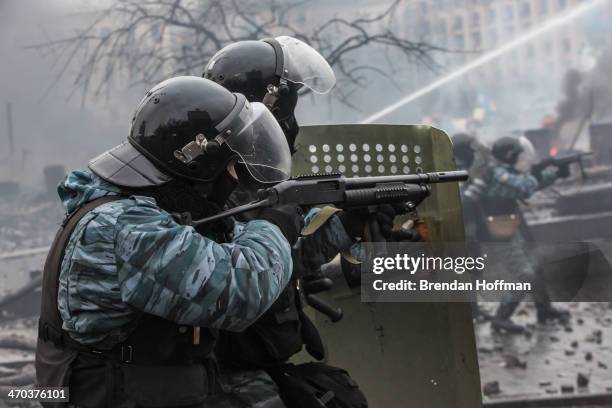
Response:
[89, 76, 291, 187]
[204, 40, 277, 101]
[204, 36, 336, 100]
[451, 133, 475, 170]
[204, 36, 335, 152]
[492, 136, 523, 165]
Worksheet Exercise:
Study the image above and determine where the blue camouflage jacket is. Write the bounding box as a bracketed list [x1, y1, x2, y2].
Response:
[57, 170, 352, 349]
[483, 162, 556, 200]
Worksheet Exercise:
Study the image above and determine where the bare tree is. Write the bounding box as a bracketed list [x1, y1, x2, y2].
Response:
[29, 0, 446, 109]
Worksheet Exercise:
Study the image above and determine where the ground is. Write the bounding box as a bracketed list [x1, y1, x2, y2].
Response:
[476, 301, 612, 403]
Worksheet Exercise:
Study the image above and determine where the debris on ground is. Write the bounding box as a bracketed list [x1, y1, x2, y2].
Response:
[476, 302, 612, 400]
[502, 354, 527, 369]
[577, 372, 589, 388]
[483, 381, 501, 396]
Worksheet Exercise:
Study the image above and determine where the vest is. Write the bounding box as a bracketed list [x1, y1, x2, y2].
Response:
[35, 196, 217, 408]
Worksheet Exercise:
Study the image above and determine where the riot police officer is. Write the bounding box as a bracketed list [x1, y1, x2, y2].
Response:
[35, 76, 381, 407]
[478, 136, 569, 333]
[203, 37, 384, 407]
[451, 133, 491, 320]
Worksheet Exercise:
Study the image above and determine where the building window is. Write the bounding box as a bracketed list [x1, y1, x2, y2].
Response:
[558, 0, 567, 9]
[472, 11, 481, 27]
[420, 21, 431, 37]
[420, 1, 428, 14]
[540, 0, 549, 16]
[472, 32, 482, 48]
[504, 4, 515, 20]
[487, 29, 498, 46]
[520, 2, 531, 19]
[454, 34, 465, 49]
[487, 8, 497, 25]
[453, 15, 464, 32]
[438, 19, 448, 45]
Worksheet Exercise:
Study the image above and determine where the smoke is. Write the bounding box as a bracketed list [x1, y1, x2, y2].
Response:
[0, 0, 141, 190]
[554, 46, 612, 149]
[590, 47, 612, 122]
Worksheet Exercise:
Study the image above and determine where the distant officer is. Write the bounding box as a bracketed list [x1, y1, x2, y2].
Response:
[479, 136, 570, 333]
[451, 133, 491, 320]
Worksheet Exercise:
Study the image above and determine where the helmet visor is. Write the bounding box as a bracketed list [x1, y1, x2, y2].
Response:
[516, 136, 537, 172]
[276, 36, 336, 94]
[223, 102, 292, 184]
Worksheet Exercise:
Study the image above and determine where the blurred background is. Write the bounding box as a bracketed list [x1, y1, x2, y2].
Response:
[0, 0, 611, 406]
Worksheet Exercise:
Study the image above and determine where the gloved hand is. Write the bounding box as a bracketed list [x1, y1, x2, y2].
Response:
[391, 227, 422, 242]
[257, 204, 304, 245]
[530, 163, 546, 182]
[556, 163, 571, 179]
[337, 204, 405, 241]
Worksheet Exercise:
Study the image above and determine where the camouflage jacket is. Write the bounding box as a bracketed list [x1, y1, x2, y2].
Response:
[56, 170, 352, 349]
[482, 162, 556, 200]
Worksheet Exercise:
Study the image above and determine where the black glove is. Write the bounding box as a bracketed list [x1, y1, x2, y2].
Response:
[337, 204, 403, 241]
[258, 204, 304, 245]
[391, 227, 421, 242]
[556, 163, 571, 179]
[530, 163, 546, 182]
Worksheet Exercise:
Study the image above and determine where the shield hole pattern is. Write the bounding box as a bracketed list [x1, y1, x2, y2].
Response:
[306, 143, 423, 176]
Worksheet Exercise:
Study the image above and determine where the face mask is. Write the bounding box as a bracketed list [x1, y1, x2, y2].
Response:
[455, 148, 475, 171]
[136, 180, 214, 220]
[505, 149, 523, 166]
[209, 169, 239, 207]
[279, 114, 299, 154]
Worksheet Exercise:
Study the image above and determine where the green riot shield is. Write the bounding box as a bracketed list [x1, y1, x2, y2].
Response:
[292, 124, 482, 407]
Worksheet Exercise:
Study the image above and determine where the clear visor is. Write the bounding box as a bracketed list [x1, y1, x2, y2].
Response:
[223, 102, 292, 184]
[276, 35, 336, 94]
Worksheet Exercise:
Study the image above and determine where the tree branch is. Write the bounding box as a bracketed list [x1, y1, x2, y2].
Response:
[31, 0, 449, 105]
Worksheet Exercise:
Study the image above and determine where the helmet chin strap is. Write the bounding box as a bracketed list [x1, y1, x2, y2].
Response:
[262, 79, 290, 112]
[210, 169, 239, 207]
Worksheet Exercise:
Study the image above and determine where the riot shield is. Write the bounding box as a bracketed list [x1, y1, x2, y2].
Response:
[292, 124, 482, 407]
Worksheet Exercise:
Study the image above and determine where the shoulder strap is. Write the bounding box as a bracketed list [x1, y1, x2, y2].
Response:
[39, 195, 121, 348]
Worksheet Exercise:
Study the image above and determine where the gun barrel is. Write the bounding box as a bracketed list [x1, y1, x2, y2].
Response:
[343, 170, 468, 188]
[550, 151, 593, 164]
[192, 169, 467, 227]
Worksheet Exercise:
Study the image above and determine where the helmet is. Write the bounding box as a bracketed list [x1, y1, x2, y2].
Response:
[204, 36, 336, 152]
[204, 36, 336, 99]
[89, 76, 291, 187]
[491, 136, 523, 165]
[204, 40, 277, 101]
[451, 133, 475, 170]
